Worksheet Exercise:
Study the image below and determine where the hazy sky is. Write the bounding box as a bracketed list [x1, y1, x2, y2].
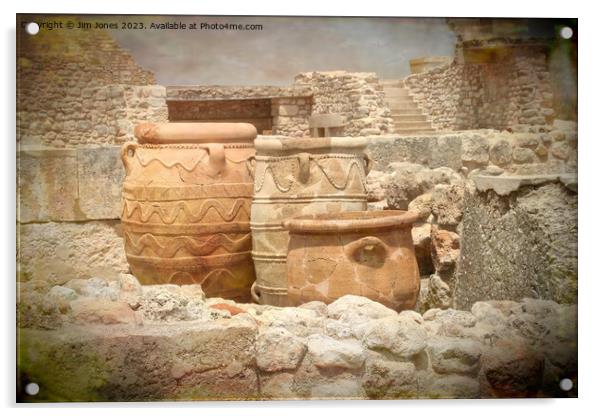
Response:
[108, 16, 456, 86]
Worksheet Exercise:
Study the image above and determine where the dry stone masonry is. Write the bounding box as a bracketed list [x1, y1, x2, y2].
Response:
[17, 275, 577, 400]
[404, 47, 555, 131]
[17, 18, 163, 147]
[295, 71, 394, 136]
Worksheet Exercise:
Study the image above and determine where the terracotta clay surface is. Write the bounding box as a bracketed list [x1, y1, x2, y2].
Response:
[121, 122, 257, 302]
[283, 210, 421, 311]
[249, 136, 371, 306]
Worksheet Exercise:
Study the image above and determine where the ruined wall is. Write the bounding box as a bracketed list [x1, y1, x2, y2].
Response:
[17, 18, 163, 147]
[365, 120, 577, 310]
[18, 85, 167, 147]
[18, 277, 577, 401]
[270, 97, 312, 137]
[404, 49, 555, 131]
[294, 71, 394, 136]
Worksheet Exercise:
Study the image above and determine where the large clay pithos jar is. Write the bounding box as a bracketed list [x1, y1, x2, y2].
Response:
[249, 136, 371, 306]
[283, 210, 421, 311]
[120, 122, 256, 302]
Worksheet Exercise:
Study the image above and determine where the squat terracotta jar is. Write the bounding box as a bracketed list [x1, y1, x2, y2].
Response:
[120, 122, 256, 302]
[283, 210, 420, 311]
[249, 136, 371, 306]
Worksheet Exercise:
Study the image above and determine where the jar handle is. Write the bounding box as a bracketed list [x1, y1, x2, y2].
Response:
[245, 155, 257, 179]
[297, 153, 311, 183]
[344, 236, 388, 265]
[120, 142, 138, 174]
[204, 143, 226, 176]
[363, 153, 373, 175]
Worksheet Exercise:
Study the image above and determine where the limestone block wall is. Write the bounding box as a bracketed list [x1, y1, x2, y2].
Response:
[17, 146, 129, 283]
[294, 71, 394, 136]
[403, 52, 555, 131]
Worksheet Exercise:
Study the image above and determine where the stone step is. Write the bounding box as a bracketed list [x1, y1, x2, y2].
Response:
[394, 121, 434, 129]
[383, 88, 411, 98]
[388, 103, 422, 112]
[394, 128, 437, 135]
[391, 114, 428, 122]
[380, 79, 402, 87]
[385, 98, 416, 107]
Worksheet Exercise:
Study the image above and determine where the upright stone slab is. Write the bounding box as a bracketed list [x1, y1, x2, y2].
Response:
[77, 146, 124, 219]
[18, 148, 82, 222]
[454, 175, 577, 309]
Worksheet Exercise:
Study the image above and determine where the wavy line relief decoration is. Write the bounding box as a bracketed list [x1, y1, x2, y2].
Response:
[124, 232, 251, 258]
[253, 157, 367, 193]
[131, 147, 253, 172]
[121, 198, 251, 224]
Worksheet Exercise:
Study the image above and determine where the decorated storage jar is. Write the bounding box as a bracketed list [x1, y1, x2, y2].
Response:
[120, 122, 256, 302]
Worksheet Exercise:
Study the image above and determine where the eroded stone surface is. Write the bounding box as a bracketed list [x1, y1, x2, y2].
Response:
[17, 275, 577, 401]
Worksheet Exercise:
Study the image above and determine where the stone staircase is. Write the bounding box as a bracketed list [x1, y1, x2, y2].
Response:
[381, 80, 436, 135]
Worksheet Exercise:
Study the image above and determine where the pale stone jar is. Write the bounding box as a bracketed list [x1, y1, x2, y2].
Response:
[249, 136, 372, 306]
[283, 210, 421, 311]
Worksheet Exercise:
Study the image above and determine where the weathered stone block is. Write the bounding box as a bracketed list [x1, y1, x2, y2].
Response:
[368, 136, 433, 170]
[489, 139, 513, 166]
[77, 146, 124, 219]
[461, 134, 489, 167]
[18, 148, 82, 222]
[18, 319, 259, 401]
[429, 134, 462, 170]
[256, 327, 306, 372]
[362, 315, 427, 358]
[17, 220, 129, 283]
[362, 358, 417, 398]
[455, 177, 577, 308]
[278, 104, 299, 116]
[428, 336, 481, 375]
[307, 334, 366, 370]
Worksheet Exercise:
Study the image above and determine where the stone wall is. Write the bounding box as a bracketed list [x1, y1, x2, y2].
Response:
[18, 276, 577, 401]
[404, 47, 555, 131]
[17, 18, 162, 147]
[271, 97, 313, 137]
[18, 85, 167, 147]
[17, 146, 129, 283]
[166, 72, 395, 138]
[16, 22, 166, 285]
[365, 120, 577, 310]
[367, 121, 577, 175]
[294, 71, 394, 136]
[166, 85, 312, 137]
